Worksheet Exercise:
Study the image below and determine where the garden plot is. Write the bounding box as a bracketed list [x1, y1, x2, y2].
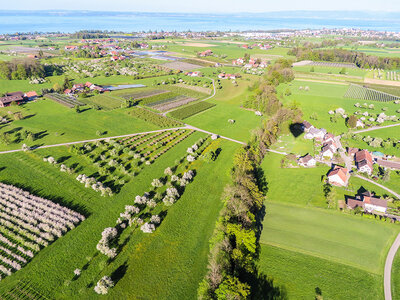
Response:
[119, 89, 169, 101]
[45, 93, 85, 108]
[0, 183, 85, 281]
[150, 96, 198, 112]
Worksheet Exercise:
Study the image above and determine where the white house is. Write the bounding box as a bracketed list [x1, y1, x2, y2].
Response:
[357, 160, 373, 175]
[305, 128, 326, 140]
[321, 145, 334, 159]
[327, 166, 349, 187]
[298, 154, 316, 167]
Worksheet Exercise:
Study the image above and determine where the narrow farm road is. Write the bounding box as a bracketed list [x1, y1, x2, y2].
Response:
[185, 125, 246, 145]
[162, 76, 216, 116]
[353, 123, 400, 134]
[0, 127, 187, 155]
[0, 123, 247, 155]
[354, 174, 400, 199]
[384, 233, 400, 300]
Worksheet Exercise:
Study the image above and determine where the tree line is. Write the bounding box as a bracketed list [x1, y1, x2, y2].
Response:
[0, 60, 45, 80]
[198, 60, 302, 299]
[288, 47, 400, 69]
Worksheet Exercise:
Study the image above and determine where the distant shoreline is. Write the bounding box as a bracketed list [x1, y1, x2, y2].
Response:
[0, 10, 400, 34]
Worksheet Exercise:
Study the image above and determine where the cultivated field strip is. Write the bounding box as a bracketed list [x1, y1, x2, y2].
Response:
[309, 61, 358, 69]
[344, 84, 400, 102]
[151, 97, 198, 112]
[120, 89, 169, 101]
[0, 183, 84, 281]
[45, 93, 85, 108]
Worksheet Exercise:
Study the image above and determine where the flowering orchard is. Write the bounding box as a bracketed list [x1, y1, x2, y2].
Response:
[94, 135, 214, 262]
[0, 183, 85, 281]
[42, 129, 194, 196]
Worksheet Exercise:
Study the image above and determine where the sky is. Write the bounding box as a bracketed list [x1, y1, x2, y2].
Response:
[2, 0, 400, 13]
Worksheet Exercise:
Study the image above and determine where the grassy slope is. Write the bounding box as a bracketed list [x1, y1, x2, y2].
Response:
[259, 244, 383, 300]
[260, 202, 397, 274]
[0, 134, 239, 299]
[392, 249, 400, 299]
[183, 77, 262, 142]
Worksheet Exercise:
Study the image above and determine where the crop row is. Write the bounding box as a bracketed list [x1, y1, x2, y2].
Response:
[344, 84, 400, 102]
[169, 101, 216, 119]
[152, 97, 198, 112]
[128, 107, 182, 127]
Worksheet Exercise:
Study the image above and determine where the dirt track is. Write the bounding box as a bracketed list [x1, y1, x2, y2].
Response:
[364, 78, 400, 87]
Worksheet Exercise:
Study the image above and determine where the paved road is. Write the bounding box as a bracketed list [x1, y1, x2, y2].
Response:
[354, 174, 400, 199]
[384, 233, 400, 300]
[353, 123, 400, 134]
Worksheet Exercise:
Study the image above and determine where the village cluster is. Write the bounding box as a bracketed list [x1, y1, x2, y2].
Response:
[297, 120, 400, 216]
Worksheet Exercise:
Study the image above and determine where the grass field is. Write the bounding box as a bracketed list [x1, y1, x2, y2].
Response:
[293, 65, 368, 78]
[260, 202, 397, 274]
[392, 249, 400, 299]
[259, 244, 383, 299]
[183, 77, 262, 142]
[270, 132, 315, 156]
[278, 80, 400, 135]
[82, 94, 124, 110]
[0, 99, 159, 151]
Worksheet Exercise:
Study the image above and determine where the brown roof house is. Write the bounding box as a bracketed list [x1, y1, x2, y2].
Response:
[327, 166, 350, 187]
[0, 92, 24, 107]
[355, 150, 374, 175]
[347, 191, 387, 214]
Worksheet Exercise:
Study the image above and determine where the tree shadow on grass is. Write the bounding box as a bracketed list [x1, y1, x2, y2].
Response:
[289, 122, 304, 138]
[244, 267, 288, 300]
[111, 262, 128, 285]
[57, 156, 71, 163]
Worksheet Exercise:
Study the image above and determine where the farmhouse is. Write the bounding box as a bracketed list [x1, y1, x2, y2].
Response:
[24, 91, 38, 101]
[347, 147, 359, 157]
[355, 149, 374, 175]
[304, 127, 326, 140]
[347, 191, 387, 213]
[0, 92, 24, 107]
[321, 144, 334, 158]
[302, 120, 314, 132]
[199, 50, 213, 57]
[185, 71, 201, 77]
[298, 154, 316, 167]
[232, 58, 244, 65]
[327, 166, 349, 186]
